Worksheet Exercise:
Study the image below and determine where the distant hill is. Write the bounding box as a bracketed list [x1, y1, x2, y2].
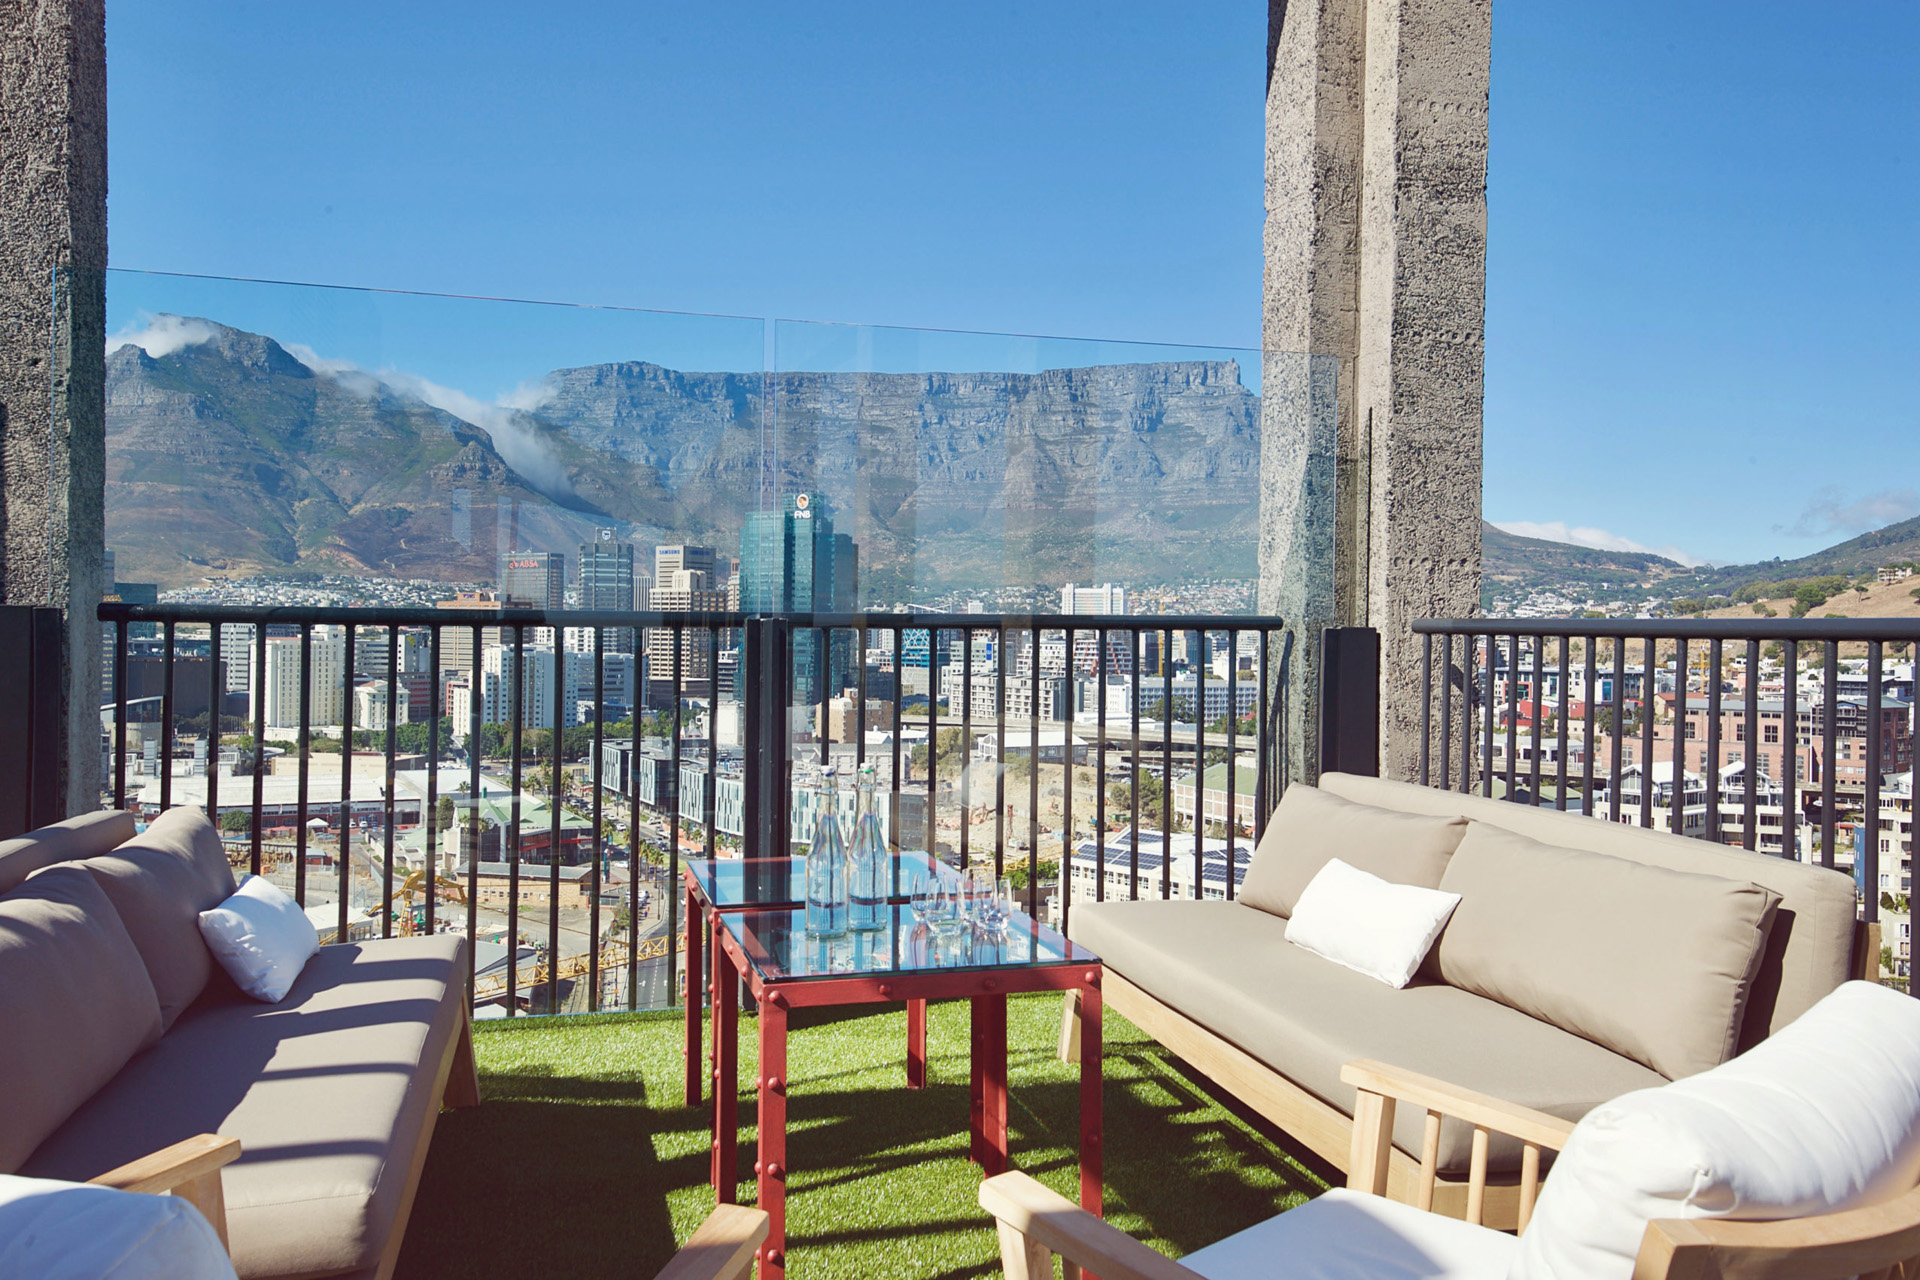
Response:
[1691, 515, 1920, 595]
[1481, 521, 1687, 607]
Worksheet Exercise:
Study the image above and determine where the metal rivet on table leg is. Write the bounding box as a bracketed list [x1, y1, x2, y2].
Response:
[877, 983, 892, 998]
[766, 1163, 783, 1179]
[768, 1076, 783, 1093]
[1084, 970, 1099, 985]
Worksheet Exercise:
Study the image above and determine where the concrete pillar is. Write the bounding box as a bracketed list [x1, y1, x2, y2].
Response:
[1, 0, 108, 816]
[1258, 0, 1488, 784]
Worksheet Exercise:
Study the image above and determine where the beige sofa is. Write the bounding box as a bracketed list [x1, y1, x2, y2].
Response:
[0, 806, 478, 1280]
[1065, 772, 1870, 1225]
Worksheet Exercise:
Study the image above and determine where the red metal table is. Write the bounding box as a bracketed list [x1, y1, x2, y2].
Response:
[705, 898, 1102, 1280]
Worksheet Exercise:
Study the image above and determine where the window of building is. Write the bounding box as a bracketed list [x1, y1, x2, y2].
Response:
[1765, 724, 1779, 743]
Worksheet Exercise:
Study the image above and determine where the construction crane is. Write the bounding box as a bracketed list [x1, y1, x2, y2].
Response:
[394, 868, 467, 936]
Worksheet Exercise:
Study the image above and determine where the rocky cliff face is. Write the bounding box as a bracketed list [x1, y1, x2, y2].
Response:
[107, 320, 1262, 594]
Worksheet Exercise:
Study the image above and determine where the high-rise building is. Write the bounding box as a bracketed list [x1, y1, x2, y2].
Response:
[1061, 582, 1132, 674]
[499, 550, 565, 610]
[648, 568, 726, 700]
[654, 544, 717, 587]
[579, 528, 639, 653]
[477, 644, 556, 730]
[739, 494, 859, 705]
[436, 590, 534, 678]
[258, 627, 346, 728]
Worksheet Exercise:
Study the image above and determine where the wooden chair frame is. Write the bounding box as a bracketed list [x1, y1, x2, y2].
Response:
[89, 1133, 243, 1250]
[983, 1055, 1920, 1280]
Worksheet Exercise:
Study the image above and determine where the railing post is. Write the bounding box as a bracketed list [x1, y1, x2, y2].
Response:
[742, 617, 792, 887]
[0, 605, 65, 838]
[1319, 627, 1380, 778]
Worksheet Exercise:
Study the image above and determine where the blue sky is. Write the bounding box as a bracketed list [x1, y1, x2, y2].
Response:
[105, 2, 1916, 568]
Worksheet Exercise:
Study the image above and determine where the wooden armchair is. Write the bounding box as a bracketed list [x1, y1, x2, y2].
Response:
[85, 1134, 769, 1280]
[981, 1058, 1920, 1280]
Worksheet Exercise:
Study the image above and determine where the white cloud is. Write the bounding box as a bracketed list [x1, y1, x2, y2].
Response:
[281, 344, 577, 499]
[1493, 520, 1706, 568]
[107, 314, 218, 358]
[1777, 486, 1920, 541]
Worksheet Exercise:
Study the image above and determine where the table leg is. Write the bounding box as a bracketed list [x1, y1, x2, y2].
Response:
[907, 997, 927, 1089]
[980, 993, 1009, 1175]
[757, 994, 789, 1280]
[1080, 976, 1103, 1215]
[969, 997, 985, 1165]
[712, 932, 739, 1201]
[684, 883, 702, 1106]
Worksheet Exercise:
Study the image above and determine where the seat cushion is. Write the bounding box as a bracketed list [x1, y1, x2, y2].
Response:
[0, 809, 138, 895]
[0, 1173, 238, 1280]
[1436, 822, 1780, 1081]
[0, 866, 164, 1174]
[21, 934, 468, 1280]
[1180, 1187, 1516, 1280]
[1513, 980, 1920, 1280]
[80, 807, 238, 1031]
[1238, 784, 1466, 919]
[1070, 900, 1663, 1172]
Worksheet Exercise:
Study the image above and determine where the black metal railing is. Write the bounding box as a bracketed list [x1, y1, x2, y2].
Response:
[1413, 617, 1920, 947]
[99, 602, 1289, 1016]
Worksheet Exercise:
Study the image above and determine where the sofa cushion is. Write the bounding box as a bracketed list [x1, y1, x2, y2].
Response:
[1436, 822, 1780, 1080]
[1180, 1187, 1516, 1280]
[0, 810, 138, 895]
[1069, 899, 1664, 1172]
[21, 934, 468, 1280]
[0, 867, 165, 1174]
[1238, 784, 1467, 918]
[1513, 981, 1920, 1280]
[1316, 772, 1859, 1046]
[0, 1173, 239, 1280]
[80, 807, 237, 1032]
[1284, 858, 1460, 989]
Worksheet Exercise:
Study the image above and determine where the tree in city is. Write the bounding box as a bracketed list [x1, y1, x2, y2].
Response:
[436, 796, 456, 831]
[218, 808, 250, 833]
[1108, 769, 1171, 828]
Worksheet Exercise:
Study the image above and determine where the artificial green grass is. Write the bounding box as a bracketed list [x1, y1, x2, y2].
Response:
[396, 997, 1326, 1279]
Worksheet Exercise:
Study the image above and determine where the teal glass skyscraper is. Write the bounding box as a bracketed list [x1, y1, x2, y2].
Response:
[739, 493, 858, 706]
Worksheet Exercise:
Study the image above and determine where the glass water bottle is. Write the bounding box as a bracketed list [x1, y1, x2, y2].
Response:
[848, 765, 888, 932]
[805, 773, 849, 938]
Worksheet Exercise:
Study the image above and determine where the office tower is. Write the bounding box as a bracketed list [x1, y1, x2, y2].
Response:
[218, 625, 253, 695]
[654, 544, 717, 587]
[478, 644, 556, 730]
[579, 528, 639, 652]
[436, 590, 535, 679]
[1060, 582, 1132, 674]
[739, 494, 859, 705]
[258, 626, 346, 728]
[499, 550, 565, 610]
[648, 569, 726, 702]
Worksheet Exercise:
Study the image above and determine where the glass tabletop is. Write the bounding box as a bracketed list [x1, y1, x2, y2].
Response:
[686, 850, 943, 909]
[724, 903, 1096, 983]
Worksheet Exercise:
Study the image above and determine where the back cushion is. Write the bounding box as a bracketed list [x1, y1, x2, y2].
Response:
[0, 811, 138, 895]
[78, 807, 237, 1032]
[1437, 822, 1779, 1080]
[1513, 981, 1920, 1280]
[1239, 784, 1466, 918]
[0, 867, 163, 1173]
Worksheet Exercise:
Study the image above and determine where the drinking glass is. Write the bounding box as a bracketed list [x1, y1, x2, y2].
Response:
[908, 873, 936, 926]
[962, 865, 995, 924]
[982, 876, 1013, 933]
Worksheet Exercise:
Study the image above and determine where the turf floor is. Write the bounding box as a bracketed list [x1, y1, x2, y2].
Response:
[395, 997, 1327, 1279]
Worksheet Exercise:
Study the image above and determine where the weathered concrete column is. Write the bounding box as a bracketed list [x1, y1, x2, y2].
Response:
[1259, 0, 1488, 784]
[1, 0, 108, 816]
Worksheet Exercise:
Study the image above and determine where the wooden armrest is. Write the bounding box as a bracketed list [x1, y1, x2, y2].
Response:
[89, 1134, 242, 1196]
[1341, 1059, 1576, 1231]
[1633, 1183, 1920, 1280]
[653, 1204, 769, 1280]
[980, 1171, 1203, 1280]
[1340, 1059, 1576, 1151]
[89, 1134, 242, 1253]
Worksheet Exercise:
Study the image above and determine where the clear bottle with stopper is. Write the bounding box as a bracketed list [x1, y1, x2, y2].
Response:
[848, 764, 888, 932]
[805, 769, 849, 938]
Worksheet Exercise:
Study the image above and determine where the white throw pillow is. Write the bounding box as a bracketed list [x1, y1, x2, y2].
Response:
[197, 874, 320, 1003]
[1511, 980, 1920, 1280]
[1283, 857, 1461, 988]
[0, 1175, 236, 1280]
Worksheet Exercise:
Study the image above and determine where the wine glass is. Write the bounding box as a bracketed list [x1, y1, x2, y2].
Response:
[982, 876, 1013, 934]
[909, 872, 936, 926]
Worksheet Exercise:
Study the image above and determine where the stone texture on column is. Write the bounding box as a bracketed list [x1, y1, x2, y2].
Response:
[1261, 0, 1488, 785]
[1, 0, 108, 815]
